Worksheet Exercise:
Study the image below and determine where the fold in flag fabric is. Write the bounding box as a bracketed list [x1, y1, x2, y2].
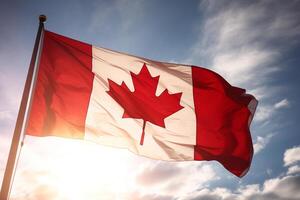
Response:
[26, 30, 257, 177]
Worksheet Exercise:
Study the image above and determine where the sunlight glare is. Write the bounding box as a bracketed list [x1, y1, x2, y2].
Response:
[13, 137, 136, 199]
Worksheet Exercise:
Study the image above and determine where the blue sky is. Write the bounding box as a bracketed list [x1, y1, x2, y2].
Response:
[1, 0, 300, 199]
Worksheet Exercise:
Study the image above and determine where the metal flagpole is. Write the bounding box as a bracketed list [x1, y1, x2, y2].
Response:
[0, 15, 46, 200]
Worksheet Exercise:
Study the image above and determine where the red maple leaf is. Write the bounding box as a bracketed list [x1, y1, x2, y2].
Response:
[107, 63, 183, 145]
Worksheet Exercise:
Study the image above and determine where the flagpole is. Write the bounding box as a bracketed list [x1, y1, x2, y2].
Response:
[0, 15, 46, 200]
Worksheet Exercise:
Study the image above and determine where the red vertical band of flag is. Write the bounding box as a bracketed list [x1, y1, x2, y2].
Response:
[192, 67, 256, 177]
[26, 31, 93, 139]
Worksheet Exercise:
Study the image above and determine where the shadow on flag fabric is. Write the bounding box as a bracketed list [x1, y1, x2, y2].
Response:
[26, 30, 257, 177]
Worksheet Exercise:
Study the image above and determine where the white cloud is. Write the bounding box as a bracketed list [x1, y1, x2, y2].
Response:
[255, 98, 290, 122]
[284, 146, 300, 166]
[188, 1, 299, 86]
[173, 145, 300, 200]
[135, 162, 182, 186]
[177, 174, 300, 200]
[237, 184, 261, 197]
[212, 49, 278, 86]
[254, 105, 273, 122]
[135, 162, 218, 197]
[274, 99, 290, 109]
[263, 175, 300, 199]
[253, 134, 273, 154]
[287, 165, 300, 175]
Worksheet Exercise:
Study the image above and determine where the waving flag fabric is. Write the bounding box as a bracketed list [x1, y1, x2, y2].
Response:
[26, 30, 257, 177]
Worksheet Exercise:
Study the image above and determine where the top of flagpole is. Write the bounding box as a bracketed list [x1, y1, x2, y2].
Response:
[39, 14, 47, 23]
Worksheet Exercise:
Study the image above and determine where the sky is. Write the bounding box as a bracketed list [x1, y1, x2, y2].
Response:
[0, 0, 300, 199]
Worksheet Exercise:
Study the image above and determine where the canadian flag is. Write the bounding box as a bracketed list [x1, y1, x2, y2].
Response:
[26, 30, 257, 177]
